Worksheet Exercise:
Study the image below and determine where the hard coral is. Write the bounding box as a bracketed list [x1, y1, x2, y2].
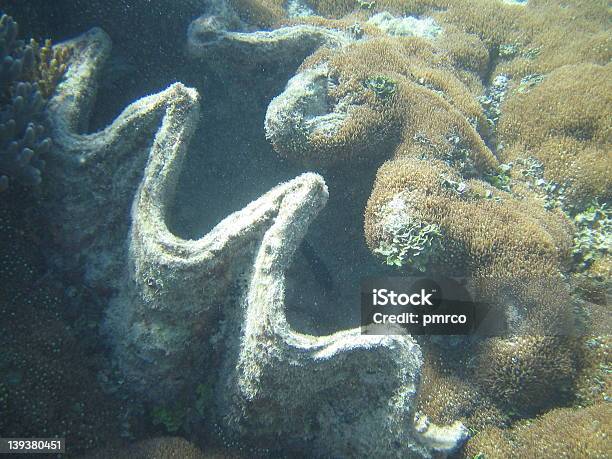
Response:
[365, 158, 572, 280]
[416, 345, 510, 432]
[304, 0, 610, 80]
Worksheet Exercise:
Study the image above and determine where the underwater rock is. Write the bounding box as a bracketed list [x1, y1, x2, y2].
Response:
[43, 26, 468, 458]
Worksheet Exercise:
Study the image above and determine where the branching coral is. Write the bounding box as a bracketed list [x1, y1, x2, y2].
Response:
[0, 13, 69, 192]
[32, 38, 71, 99]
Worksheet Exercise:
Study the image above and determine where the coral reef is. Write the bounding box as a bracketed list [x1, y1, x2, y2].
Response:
[364, 158, 576, 335]
[0, 14, 47, 190]
[265, 33, 492, 167]
[4, 0, 605, 456]
[41, 26, 469, 458]
[0, 13, 68, 191]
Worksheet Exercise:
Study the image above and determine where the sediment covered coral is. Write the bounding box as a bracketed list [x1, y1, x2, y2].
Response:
[42, 26, 468, 458]
[187, 0, 351, 75]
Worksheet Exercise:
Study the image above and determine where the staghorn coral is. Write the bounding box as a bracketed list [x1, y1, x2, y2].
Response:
[0, 13, 69, 192]
[32, 38, 71, 99]
[464, 403, 612, 458]
[41, 27, 469, 458]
